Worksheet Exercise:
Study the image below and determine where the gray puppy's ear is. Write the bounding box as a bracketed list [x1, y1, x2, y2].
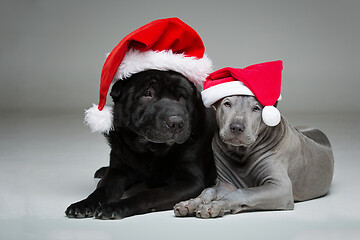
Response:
[212, 100, 221, 110]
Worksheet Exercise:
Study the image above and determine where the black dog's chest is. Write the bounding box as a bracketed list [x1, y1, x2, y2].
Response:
[142, 142, 173, 156]
[108, 130, 178, 168]
[119, 130, 173, 156]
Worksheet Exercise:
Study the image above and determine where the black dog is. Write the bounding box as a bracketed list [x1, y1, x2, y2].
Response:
[65, 70, 216, 219]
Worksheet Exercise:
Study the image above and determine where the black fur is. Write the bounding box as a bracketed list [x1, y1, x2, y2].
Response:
[65, 70, 216, 219]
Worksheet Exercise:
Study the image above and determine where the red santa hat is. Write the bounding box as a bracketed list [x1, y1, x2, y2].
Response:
[85, 17, 213, 133]
[201, 60, 283, 126]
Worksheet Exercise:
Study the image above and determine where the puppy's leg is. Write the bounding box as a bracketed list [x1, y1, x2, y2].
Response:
[174, 187, 216, 217]
[174, 180, 236, 217]
[196, 175, 294, 218]
[65, 165, 140, 218]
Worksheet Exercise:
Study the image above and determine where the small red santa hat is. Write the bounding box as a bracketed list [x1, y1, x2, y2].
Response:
[201, 60, 283, 126]
[85, 17, 213, 133]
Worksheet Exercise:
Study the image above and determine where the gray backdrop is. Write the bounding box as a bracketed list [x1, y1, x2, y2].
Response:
[1, 0, 359, 113]
[1, 1, 360, 239]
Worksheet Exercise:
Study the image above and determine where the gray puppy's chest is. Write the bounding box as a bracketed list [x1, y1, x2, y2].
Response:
[212, 128, 283, 189]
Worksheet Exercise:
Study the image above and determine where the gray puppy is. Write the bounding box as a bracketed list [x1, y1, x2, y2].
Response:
[174, 95, 334, 218]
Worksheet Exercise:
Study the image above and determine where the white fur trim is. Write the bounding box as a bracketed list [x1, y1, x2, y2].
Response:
[202, 81, 282, 126]
[201, 81, 282, 108]
[201, 81, 255, 108]
[84, 104, 113, 134]
[114, 49, 213, 90]
[262, 106, 281, 127]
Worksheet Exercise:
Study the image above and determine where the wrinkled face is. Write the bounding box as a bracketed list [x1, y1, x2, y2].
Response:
[111, 70, 199, 144]
[215, 96, 266, 147]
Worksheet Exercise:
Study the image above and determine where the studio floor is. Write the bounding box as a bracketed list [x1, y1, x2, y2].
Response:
[0, 110, 359, 240]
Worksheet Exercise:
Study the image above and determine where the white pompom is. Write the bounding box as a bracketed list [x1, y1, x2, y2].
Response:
[262, 106, 281, 127]
[84, 104, 113, 134]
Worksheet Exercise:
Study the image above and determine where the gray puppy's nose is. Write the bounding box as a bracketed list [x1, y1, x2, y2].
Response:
[230, 123, 245, 134]
[166, 116, 184, 132]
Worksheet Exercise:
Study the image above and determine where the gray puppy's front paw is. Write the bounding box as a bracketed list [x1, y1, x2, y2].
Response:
[174, 197, 204, 217]
[195, 201, 226, 219]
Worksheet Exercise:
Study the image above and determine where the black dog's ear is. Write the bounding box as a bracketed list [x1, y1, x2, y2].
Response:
[110, 81, 123, 101]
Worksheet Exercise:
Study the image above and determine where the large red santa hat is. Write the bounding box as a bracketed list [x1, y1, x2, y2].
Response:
[85, 17, 213, 133]
[201, 60, 283, 126]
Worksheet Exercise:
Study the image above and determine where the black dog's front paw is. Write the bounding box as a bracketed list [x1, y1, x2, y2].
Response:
[65, 199, 100, 218]
[94, 203, 129, 220]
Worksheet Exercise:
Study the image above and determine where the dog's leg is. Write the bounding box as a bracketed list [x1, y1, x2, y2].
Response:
[65, 165, 140, 218]
[174, 187, 216, 217]
[196, 175, 294, 218]
[94, 166, 108, 179]
[174, 180, 236, 217]
[93, 162, 208, 219]
[94, 182, 202, 219]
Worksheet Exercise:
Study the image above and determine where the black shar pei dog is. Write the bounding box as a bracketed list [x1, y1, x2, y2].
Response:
[65, 70, 216, 219]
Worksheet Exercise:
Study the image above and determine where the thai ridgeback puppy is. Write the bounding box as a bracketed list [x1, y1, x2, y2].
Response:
[174, 95, 334, 218]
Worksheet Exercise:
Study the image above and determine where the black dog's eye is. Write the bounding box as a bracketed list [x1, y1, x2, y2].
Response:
[177, 89, 187, 100]
[144, 91, 152, 97]
[224, 101, 231, 107]
[253, 105, 261, 111]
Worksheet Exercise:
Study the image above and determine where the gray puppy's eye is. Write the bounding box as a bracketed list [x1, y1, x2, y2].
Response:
[253, 105, 261, 111]
[224, 101, 231, 107]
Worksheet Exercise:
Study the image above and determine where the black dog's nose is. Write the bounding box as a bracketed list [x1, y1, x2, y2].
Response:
[166, 116, 184, 132]
[230, 123, 245, 134]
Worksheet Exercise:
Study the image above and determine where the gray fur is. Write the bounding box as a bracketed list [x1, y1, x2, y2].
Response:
[174, 96, 334, 218]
